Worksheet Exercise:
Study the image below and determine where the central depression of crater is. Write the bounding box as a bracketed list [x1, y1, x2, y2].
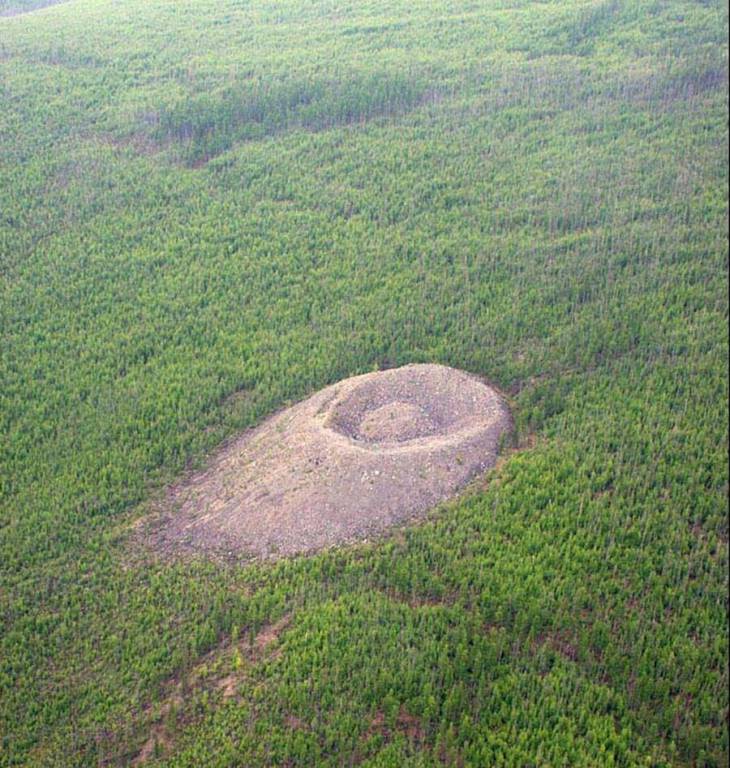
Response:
[357, 401, 438, 443]
[152, 364, 512, 559]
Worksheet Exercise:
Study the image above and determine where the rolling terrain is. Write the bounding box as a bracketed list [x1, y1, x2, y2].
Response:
[1, 0, 728, 766]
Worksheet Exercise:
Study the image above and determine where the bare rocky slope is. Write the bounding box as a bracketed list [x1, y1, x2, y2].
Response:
[151, 364, 512, 559]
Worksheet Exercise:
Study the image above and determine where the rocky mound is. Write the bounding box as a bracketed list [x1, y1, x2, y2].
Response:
[151, 364, 511, 559]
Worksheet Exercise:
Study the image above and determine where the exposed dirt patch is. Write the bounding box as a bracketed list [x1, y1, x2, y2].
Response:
[363, 707, 426, 746]
[149, 364, 512, 559]
[388, 708, 425, 743]
[215, 674, 238, 699]
[130, 613, 292, 764]
[254, 614, 291, 653]
[132, 720, 173, 766]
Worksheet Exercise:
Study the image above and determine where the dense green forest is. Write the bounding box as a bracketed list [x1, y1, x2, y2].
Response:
[1, 0, 728, 765]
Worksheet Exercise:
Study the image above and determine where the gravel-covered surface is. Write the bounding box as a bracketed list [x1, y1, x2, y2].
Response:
[148, 364, 512, 560]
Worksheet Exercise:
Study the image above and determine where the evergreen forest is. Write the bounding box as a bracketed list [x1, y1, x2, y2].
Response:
[0, 0, 728, 765]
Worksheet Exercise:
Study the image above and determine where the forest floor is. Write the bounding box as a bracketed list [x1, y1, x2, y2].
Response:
[145, 364, 512, 560]
[131, 613, 293, 765]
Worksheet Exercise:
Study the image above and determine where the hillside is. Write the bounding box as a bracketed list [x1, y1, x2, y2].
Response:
[0, 0, 728, 766]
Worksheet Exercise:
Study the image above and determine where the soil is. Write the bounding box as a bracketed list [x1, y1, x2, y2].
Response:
[148, 364, 512, 559]
[130, 613, 292, 763]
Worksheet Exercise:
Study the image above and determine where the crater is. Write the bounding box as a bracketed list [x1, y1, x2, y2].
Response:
[148, 364, 512, 559]
[357, 401, 438, 443]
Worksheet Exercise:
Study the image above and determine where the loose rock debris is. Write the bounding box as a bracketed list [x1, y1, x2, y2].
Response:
[149, 364, 512, 559]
